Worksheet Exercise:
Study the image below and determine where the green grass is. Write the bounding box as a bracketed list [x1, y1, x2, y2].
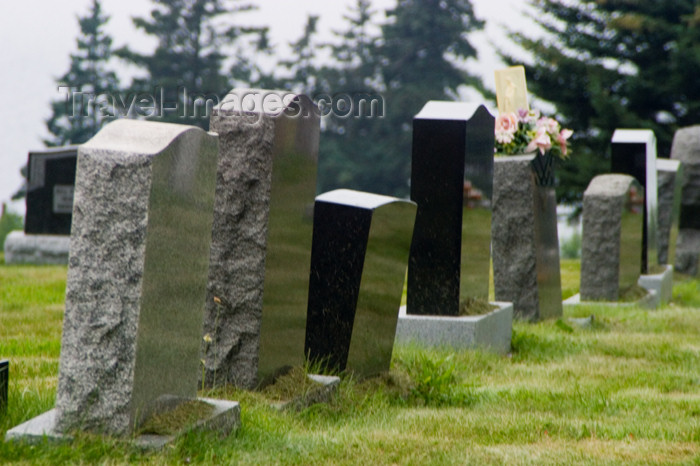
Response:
[2, 261, 700, 464]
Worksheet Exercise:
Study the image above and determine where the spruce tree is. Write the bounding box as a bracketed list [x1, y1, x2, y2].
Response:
[45, 0, 119, 146]
[116, 0, 268, 129]
[503, 0, 700, 205]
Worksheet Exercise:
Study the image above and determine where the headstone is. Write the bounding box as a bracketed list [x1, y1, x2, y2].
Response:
[407, 101, 494, 316]
[610, 129, 658, 273]
[656, 159, 682, 265]
[203, 90, 319, 388]
[492, 154, 563, 320]
[54, 119, 218, 435]
[0, 360, 7, 415]
[580, 175, 644, 301]
[670, 126, 700, 275]
[24, 146, 78, 235]
[305, 189, 416, 376]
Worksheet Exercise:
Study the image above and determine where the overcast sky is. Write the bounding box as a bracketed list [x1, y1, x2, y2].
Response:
[0, 0, 529, 213]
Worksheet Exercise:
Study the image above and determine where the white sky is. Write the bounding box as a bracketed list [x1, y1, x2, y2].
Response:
[0, 0, 530, 213]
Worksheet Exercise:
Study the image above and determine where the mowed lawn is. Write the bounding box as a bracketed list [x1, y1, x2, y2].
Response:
[0, 256, 699, 465]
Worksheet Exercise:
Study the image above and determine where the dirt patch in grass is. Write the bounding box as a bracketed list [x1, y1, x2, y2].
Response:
[459, 297, 498, 316]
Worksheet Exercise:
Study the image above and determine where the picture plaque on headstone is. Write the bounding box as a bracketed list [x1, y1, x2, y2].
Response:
[24, 146, 78, 235]
[610, 129, 658, 273]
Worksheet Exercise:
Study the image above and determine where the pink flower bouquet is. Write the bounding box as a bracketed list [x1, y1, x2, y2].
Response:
[495, 108, 573, 160]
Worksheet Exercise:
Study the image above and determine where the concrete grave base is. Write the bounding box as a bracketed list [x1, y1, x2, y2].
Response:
[638, 265, 673, 308]
[394, 302, 513, 354]
[270, 374, 341, 411]
[563, 289, 658, 309]
[3, 231, 70, 265]
[4, 397, 240, 450]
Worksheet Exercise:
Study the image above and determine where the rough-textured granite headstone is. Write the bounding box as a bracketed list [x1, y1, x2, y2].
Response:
[203, 90, 319, 388]
[408, 101, 494, 316]
[656, 159, 682, 265]
[580, 175, 644, 301]
[24, 146, 78, 235]
[670, 125, 700, 275]
[54, 119, 218, 435]
[610, 129, 658, 273]
[492, 154, 562, 321]
[0, 360, 7, 415]
[305, 189, 416, 376]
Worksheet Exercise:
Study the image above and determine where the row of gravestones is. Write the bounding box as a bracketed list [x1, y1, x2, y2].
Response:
[3, 90, 698, 437]
[3, 93, 501, 439]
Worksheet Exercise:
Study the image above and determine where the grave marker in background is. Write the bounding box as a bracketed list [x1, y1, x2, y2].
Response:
[610, 129, 658, 273]
[580, 175, 644, 301]
[305, 189, 416, 376]
[203, 90, 319, 388]
[656, 159, 682, 266]
[670, 126, 700, 275]
[0, 360, 7, 415]
[408, 101, 494, 316]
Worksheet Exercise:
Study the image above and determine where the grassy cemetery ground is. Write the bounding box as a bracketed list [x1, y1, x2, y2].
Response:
[1, 255, 699, 464]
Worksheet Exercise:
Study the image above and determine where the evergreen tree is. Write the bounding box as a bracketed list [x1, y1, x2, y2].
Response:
[503, 0, 700, 205]
[280, 14, 320, 95]
[116, 0, 268, 129]
[45, 0, 119, 146]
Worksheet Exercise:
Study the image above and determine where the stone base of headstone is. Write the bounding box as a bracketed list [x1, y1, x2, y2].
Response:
[394, 302, 513, 354]
[270, 374, 341, 411]
[638, 265, 673, 308]
[3, 231, 70, 265]
[4, 397, 240, 449]
[563, 289, 658, 309]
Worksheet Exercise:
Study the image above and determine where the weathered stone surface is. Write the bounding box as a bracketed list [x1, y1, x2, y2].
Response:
[671, 126, 700, 275]
[656, 160, 682, 265]
[580, 175, 643, 301]
[3, 231, 70, 265]
[492, 154, 562, 321]
[54, 119, 218, 435]
[203, 89, 319, 388]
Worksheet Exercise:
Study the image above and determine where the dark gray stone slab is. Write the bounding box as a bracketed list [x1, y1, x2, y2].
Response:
[492, 154, 562, 321]
[580, 175, 644, 301]
[407, 102, 494, 316]
[53, 119, 218, 435]
[0, 360, 7, 415]
[670, 125, 700, 275]
[204, 90, 319, 388]
[305, 189, 416, 376]
[656, 159, 682, 265]
[610, 129, 658, 273]
[24, 146, 78, 236]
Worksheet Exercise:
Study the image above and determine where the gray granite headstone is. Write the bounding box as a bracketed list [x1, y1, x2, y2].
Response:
[54, 119, 218, 435]
[580, 175, 644, 301]
[670, 126, 700, 275]
[656, 159, 682, 265]
[492, 154, 562, 321]
[203, 90, 319, 388]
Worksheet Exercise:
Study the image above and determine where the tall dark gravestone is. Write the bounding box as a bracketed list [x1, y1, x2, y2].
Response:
[25, 146, 78, 235]
[0, 360, 7, 415]
[408, 102, 494, 316]
[611, 129, 658, 273]
[670, 126, 700, 275]
[656, 159, 683, 266]
[305, 189, 416, 376]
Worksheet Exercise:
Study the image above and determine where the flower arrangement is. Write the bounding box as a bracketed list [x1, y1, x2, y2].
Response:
[495, 108, 573, 160]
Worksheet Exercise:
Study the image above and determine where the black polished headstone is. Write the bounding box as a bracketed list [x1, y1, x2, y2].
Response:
[611, 130, 658, 273]
[408, 102, 494, 316]
[306, 189, 416, 376]
[24, 146, 78, 235]
[0, 360, 7, 415]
